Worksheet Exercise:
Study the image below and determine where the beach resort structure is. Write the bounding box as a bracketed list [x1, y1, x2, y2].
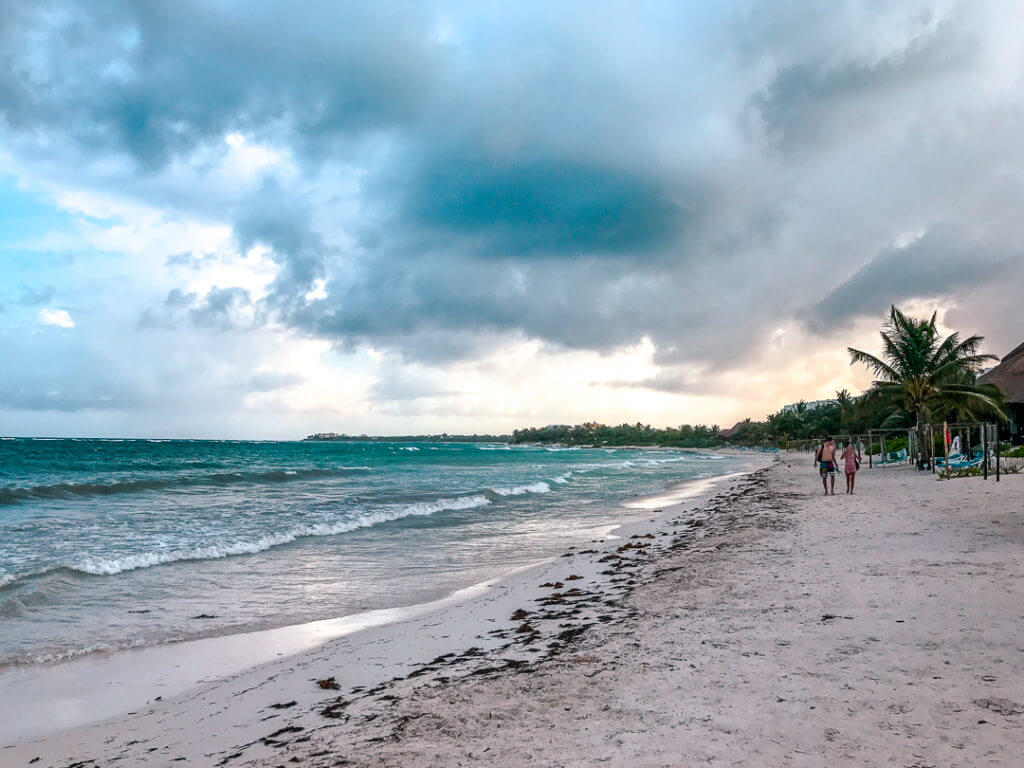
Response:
[979, 340, 1024, 443]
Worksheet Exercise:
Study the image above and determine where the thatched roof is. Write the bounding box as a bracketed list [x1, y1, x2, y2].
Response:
[717, 421, 745, 438]
[979, 340, 1024, 403]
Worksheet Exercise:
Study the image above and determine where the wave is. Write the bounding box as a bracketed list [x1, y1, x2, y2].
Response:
[490, 481, 551, 496]
[476, 445, 510, 451]
[0, 494, 492, 587]
[2, 639, 145, 668]
[0, 466, 371, 505]
[400, 446, 420, 451]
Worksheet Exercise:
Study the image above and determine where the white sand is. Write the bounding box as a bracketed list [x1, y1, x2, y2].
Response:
[5, 453, 1023, 767]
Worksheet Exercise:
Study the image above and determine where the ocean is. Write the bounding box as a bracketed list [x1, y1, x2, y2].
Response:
[0, 438, 745, 667]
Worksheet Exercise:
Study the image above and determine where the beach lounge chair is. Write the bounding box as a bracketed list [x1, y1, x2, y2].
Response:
[937, 449, 985, 469]
[947, 450, 985, 470]
[878, 448, 908, 465]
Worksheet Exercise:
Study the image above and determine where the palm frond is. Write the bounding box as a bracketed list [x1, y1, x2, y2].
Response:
[848, 348, 899, 381]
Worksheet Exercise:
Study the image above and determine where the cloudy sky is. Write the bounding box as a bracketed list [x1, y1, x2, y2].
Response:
[1, 1, 1022, 438]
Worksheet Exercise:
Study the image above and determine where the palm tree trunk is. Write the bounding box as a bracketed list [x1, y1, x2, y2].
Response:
[915, 412, 927, 468]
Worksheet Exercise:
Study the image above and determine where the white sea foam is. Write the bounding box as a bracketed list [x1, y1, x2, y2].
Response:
[476, 445, 511, 450]
[71, 494, 491, 577]
[551, 473, 572, 484]
[492, 481, 551, 496]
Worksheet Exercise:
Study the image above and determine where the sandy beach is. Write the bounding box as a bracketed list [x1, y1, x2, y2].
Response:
[5, 452, 1023, 767]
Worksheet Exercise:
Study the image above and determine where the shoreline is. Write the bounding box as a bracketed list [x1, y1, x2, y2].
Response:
[0, 453, 772, 757]
[13, 452, 1018, 767]
[320, 453, 1024, 767]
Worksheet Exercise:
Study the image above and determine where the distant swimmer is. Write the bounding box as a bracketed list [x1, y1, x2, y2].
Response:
[814, 436, 837, 495]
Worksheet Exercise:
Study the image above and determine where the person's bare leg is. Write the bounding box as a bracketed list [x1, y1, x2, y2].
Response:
[829, 472, 835, 495]
[822, 473, 828, 495]
[850, 472, 855, 494]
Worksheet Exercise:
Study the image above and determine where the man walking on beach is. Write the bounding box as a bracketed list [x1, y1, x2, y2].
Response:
[815, 437, 838, 495]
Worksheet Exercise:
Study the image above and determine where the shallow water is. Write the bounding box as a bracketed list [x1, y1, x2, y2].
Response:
[0, 438, 741, 665]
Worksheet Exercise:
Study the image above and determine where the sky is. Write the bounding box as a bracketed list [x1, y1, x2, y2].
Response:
[1, 1, 1022, 439]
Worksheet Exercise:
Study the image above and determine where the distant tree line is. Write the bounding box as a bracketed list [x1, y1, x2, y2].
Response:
[315, 307, 1010, 453]
[305, 433, 510, 443]
[724, 391, 874, 446]
[510, 422, 721, 447]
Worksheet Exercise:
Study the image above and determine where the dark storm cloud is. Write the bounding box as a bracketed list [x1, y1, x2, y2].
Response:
[0, 1, 438, 168]
[234, 180, 327, 301]
[403, 153, 688, 257]
[810, 228, 1016, 329]
[292, 255, 707, 361]
[752, 22, 970, 152]
[188, 287, 253, 330]
[605, 371, 692, 394]
[3, 0, 1023, 379]
[139, 288, 257, 331]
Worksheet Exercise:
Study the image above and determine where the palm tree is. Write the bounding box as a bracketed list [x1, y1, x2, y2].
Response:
[848, 306, 1006, 462]
[834, 388, 854, 431]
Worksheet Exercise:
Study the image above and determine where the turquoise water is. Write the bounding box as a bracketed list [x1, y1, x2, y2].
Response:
[0, 438, 744, 665]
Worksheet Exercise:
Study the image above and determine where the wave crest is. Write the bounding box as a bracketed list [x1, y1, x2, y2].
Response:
[490, 481, 551, 496]
[0, 494, 491, 586]
[0, 466, 370, 505]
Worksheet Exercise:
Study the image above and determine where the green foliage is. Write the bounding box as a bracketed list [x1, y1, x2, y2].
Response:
[510, 422, 720, 447]
[726, 390, 875, 447]
[511, 307, 1010, 454]
[867, 436, 908, 456]
[848, 306, 1005, 431]
[937, 465, 984, 479]
[1003, 444, 1024, 458]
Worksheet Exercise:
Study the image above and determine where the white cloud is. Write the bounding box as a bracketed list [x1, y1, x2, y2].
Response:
[38, 308, 74, 328]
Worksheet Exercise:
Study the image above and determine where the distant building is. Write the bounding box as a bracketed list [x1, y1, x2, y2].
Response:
[978, 340, 1024, 442]
[717, 421, 745, 439]
[305, 432, 344, 440]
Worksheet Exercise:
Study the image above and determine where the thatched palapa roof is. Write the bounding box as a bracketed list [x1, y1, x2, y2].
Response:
[978, 340, 1024, 403]
[717, 421, 744, 438]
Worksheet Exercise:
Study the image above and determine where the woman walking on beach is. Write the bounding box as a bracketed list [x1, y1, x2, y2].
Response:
[841, 441, 860, 494]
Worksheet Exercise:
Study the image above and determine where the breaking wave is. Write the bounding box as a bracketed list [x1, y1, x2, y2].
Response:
[0, 466, 371, 505]
[0, 494, 491, 587]
[490, 481, 551, 496]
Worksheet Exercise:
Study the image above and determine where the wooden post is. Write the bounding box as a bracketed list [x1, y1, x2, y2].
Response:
[943, 421, 949, 479]
[868, 431, 873, 468]
[996, 424, 1000, 482]
[983, 424, 989, 480]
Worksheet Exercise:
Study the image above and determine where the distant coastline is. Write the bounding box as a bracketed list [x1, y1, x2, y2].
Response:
[302, 432, 510, 443]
